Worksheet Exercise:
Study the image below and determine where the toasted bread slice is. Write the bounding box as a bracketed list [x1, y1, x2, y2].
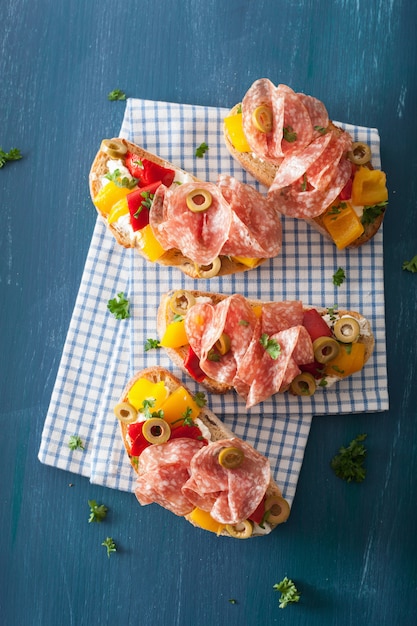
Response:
[116, 366, 289, 537]
[224, 104, 386, 248]
[89, 138, 267, 279]
[157, 290, 375, 398]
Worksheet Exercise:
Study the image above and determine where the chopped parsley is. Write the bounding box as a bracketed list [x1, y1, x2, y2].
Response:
[283, 126, 297, 142]
[402, 254, 417, 273]
[107, 292, 130, 319]
[193, 391, 207, 408]
[195, 142, 209, 158]
[330, 433, 367, 483]
[327, 201, 347, 219]
[0, 147, 22, 168]
[134, 190, 154, 215]
[140, 397, 164, 420]
[207, 348, 221, 362]
[144, 338, 161, 351]
[332, 267, 346, 287]
[239, 319, 250, 327]
[259, 333, 281, 359]
[88, 500, 108, 523]
[105, 169, 138, 189]
[273, 577, 300, 608]
[68, 435, 84, 451]
[108, 89, 126, 101]
[361, 201, 387, 226]
[326, 305, 338, 321]
[314, 125, 327, 134]
[102, 537, 117, 557]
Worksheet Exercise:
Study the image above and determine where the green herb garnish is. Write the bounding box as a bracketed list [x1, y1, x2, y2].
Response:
[273, 577, 300, 608]
[105, 169, 138, 189]
[108, 89, 126, 101]
[361, 201, 387, 226]
[193, 391, 207, 408]
[195, 142, 209, 158]
[331, 433, 367, 483]
[332, 267, 346, 287]
[207, 348, 221, 362]
[68, 435, 84, 451]
[88, 500, 108, 523]
[107, 292, 130, 319]
[402, 254, 417, 273]
[0, 147, 22, 168]
[102, 537, 117, 557]
[283, 126, 297, 142]
[144, 338, 161, 351]
[259, 333, 281, 359]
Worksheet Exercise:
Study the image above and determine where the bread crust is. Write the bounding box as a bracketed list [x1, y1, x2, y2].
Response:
[224, 105, 386, 247]
[157, 290, 375, 396]
[89, 138, 267, 279]
[116, 366, 287, 537]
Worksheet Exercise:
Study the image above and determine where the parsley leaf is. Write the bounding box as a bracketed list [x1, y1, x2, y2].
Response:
[402, 254, 417, 273]
[107, 292, 130, 319]
[207, 348, 221, 362]
[193, 391, 207, 408]
[273, 577, 300, 608]
[144, 338, 161, 351]
[331, 433, 367, 483]
[108, 89, 126, 101]
[283, 126, 297, 142]
[361, 201, 387, 226]
[332, 267, 346, 287]
[105, 169, 138, 189]
[68, 435, 84, 451]
[0, 147, 23, 168]
[259, 333, 281, 359]
[88, 500, 108, 523]
[102, 537, 117, 557]
[195, 142, 209, 158]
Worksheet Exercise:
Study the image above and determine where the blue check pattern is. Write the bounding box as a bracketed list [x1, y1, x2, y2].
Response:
[38, 99, 389, 504]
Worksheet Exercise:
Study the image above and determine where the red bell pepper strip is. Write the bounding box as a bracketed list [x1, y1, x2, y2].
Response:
[125, 152, 175, 187]
[183, 346, 206, 383]
[248, 498, 265, 525]
[127, 422, 151, 456]
[170, 424, 208, 444]
[302, 309, 333, 342]
[127, 181, 161, 231]
[299, 359, 326, 379]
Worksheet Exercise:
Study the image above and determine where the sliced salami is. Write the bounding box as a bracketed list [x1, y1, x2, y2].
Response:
[297, 93, 329, 130]
[260, 301, 304, 335]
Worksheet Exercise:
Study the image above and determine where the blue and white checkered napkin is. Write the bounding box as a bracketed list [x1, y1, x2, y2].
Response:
[38, 98, 389, 505]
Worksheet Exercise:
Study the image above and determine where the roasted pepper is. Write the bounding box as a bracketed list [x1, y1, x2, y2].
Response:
[159, 319, 189, 349]
[324, 342, 366, 378]
[351, 166, 388, 206]
[159, 385, 201, 427]
[224, 112, 252, 152]
[93, 181, 134, 216]
[136, 224, 166, 261]
[188, 508, 225, 534]
[322, 201, 364, 249]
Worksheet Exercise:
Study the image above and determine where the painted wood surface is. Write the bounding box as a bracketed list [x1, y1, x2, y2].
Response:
[1, 1, 416, 624]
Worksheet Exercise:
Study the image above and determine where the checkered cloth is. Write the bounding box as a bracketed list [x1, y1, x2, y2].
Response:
[38, 98, 389, 505]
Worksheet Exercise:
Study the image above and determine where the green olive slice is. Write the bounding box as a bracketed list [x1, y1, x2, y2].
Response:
[290, 372, 317, 396]
[100, 138, 128, 159]
[218, 446, 244, 469]
[215, 333, 231, 356]
[252, 105, 273, 133]
[347, 141, 372, 165]
[169, 290, 196, 316]
[333, 317, 360, 343]
[114, 401, 138, 424]
[312, 336, 340, 364]
[142, 418, 171, 444]
[263, 495, 291, 525]
[226, 520, 253, 539]
[186, 189, 212, 212]
[194, 257, 221, 278]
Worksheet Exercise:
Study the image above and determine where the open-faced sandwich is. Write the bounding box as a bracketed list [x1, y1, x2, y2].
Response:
[89, 138, 282, 278]
[114, 366, 290, 538]
[224, 78, 388, 249]
[156, 290, 375, 408]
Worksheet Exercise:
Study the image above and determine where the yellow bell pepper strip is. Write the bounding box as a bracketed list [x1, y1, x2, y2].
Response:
[188, 507, 226, 534]
[107, 197, 129, 224]
[324, 342, 366, 378]
[136, 224, 166, 261]
[322, 201, 365, 249]
[159, 318, 189, 349]
[127, 379, 169, 411]
[224, 112, 252, 153]
[351, 166, 388, 206]
[231, 255, 260, 268]
[93, 181, 134, 216]
[159, 386, 201, 428]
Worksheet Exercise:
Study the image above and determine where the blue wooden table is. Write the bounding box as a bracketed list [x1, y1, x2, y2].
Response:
[1, 1, 416, 624]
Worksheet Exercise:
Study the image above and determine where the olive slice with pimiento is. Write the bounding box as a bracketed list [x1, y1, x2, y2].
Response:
[312, 336, 340, 364]
[218, 446, 244, 469]
[194, 257, 221, 278]
[114, 401, 138, 424]
[347, 141, 372, 165]
[226, 520, 253, 539]
[263, 495, 291, 525]
[169, 290, 196, 316]
[186, 189, 212, 212]
[215, 333, 231, 356]
[333, 317, 360, 343]
[290, 372, 317, 397]
[142, 418, 171, 444]
[252, 105, 273, 133]
[100, 138, 128, 159]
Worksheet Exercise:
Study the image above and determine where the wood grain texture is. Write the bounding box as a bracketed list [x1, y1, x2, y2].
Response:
[1, 0, 416, 624]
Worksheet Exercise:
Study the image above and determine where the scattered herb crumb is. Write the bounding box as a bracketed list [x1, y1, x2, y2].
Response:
[332, 267, 346, 287]
[402, 254, 417, 273]
[195, 142, 209, 158]
[107, 292, 130, 319]
[228, 599, 237, 605]
[144, 337, 161, 351]
[259, 333, 281, 359]
[361, 202, 387, 226]
[88, 500, 108, 523]
[331, 433, 367, 483]
[68, 435, 84, 451]
[104, 169, 138, 189]
[102, 537, 117, 557]
[273, 577, 300, 608]
[108, 89, 126, 101]
[0, 147, 23, 168]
